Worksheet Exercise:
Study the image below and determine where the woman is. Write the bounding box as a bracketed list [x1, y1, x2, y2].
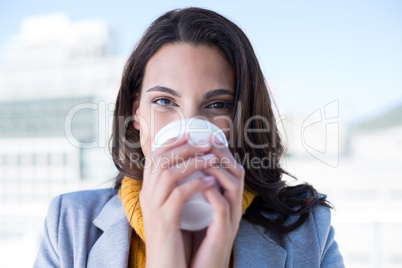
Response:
[34, 7, 344, 268]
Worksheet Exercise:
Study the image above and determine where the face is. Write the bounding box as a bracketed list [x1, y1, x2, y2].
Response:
[133, 43, 235, 156]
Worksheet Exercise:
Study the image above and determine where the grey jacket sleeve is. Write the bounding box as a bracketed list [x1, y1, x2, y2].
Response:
[33, 195, 61, 268]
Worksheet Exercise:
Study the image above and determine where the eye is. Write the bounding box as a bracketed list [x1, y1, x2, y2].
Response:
[207, 101, 233, 110]
[152, 98, 176, 107]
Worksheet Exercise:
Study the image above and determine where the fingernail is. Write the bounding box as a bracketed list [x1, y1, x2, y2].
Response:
[201, 153, 216, 161]
[214, 135, 223, 145]
[203, 176, 215, 183]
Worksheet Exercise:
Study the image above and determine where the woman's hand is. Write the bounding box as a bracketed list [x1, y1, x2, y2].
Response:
[190, 135, 245, 268]
[140, 134, 218, 268]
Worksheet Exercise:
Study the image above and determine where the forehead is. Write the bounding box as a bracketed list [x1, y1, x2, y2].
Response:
[142, 43, 235, 95]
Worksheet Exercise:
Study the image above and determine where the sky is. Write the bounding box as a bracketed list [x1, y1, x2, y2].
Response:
[0, 0, 401, 125]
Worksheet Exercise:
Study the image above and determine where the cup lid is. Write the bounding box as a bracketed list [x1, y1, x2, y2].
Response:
[152, 118, 228, 151]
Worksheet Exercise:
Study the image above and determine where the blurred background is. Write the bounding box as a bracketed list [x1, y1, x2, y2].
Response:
[0, 0, 401, 267]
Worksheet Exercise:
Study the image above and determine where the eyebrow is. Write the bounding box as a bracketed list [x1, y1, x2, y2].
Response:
[146, 86, 181, 97]
[146, 86, 235, 100]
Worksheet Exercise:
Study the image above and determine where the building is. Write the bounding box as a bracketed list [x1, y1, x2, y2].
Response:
[0, 14, 124, 267]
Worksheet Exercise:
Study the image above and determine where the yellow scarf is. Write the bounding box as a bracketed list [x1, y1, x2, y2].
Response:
[118, 176, 256, 268]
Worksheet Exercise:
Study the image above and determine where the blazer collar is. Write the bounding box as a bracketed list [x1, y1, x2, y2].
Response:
[233, 219, 287, 267]
[87, 194, 132, 268]
[86, 194, 287, 268]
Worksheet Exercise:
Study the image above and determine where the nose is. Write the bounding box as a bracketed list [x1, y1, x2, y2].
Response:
[176, 104, 207, 121]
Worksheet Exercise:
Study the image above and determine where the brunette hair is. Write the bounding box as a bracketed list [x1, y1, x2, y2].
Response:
[109, 7, 331, 233]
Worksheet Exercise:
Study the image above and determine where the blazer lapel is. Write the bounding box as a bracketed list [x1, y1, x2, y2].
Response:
[87, 195, 132, 268]
[86, 195, 287, 267]
[233, 219, 287, 268]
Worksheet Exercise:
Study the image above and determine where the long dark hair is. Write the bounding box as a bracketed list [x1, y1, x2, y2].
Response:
[109, 7, 331, 233]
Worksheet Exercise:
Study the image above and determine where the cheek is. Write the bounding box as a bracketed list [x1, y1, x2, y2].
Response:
[137, 108, 171, 156]
[136, 106, 151, 156]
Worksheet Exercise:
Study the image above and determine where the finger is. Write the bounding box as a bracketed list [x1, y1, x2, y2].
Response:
[143, 133, 191, 189]
[203, 165, 243, 205]
[147, 133, 189, 160]
[164, 176, 216, 217]
[144, 135, 212, 190]
[202, 186, 231, 232]
[154, 153, 219, 204]
[156, 140, 212, 170]
[207, 135, 245, 180]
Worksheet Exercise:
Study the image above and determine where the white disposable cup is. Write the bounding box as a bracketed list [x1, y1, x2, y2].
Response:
[151, 118, 228, 231]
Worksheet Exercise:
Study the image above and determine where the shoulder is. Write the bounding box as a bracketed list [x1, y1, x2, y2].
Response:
[283, 204, 344, 267]
[55, 188, 117, 204]
[310, 205, 344, 266]
[48, 188, 117, 213]
[245, 202, 344, 267]
[35, 188, 119, 267]
[51, 188, 117, 211]
[286, 193, 334, 251]
[294, 204, 333, 248]
[286, 190, 333, 241]
[46, 188, 117, 229]
[235, 204, 343, 267]
[310, 203, 333, 242]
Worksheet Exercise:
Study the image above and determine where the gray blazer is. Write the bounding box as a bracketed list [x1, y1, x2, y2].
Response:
[34, 189, 344, 267]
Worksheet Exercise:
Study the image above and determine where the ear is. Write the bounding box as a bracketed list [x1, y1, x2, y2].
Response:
[132, 94, 141, 131]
